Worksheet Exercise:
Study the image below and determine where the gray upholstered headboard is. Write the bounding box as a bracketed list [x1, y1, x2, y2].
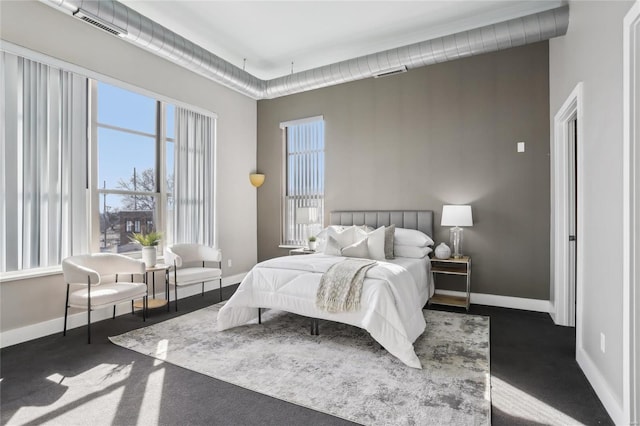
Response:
[329, 210, 434, 238]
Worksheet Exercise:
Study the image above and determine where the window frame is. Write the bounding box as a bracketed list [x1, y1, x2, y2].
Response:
[89, 80, 172, 255]
[279, 116, 325, 248]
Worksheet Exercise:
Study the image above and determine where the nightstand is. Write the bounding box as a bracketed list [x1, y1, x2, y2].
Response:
[289, 248, 316, 255]
[429, 256, 471, 311]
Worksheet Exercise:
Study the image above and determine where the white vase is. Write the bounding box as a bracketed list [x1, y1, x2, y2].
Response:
[435, 242, 451, 259]
[308, 241, 317, 251]
[141, 246, 157, 268]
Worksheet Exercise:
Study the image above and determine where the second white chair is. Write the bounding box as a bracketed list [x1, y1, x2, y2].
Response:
[165, 244, 222, 311]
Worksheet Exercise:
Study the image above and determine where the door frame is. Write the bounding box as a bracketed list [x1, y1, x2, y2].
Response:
[550, 82, 584, 329]
[623, 1, 640, 423]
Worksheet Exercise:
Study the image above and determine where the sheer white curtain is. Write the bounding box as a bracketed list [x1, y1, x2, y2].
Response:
[173, 107, 216, 246]
[1, 52, 88, 272]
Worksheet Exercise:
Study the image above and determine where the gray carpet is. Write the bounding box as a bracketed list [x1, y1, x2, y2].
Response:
[110, 303, 491, 425]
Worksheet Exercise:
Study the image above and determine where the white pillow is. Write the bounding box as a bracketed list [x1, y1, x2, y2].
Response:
[316, 225, 348, 240]
[355, 226, 386, 261]
[324, 236, 342, 256]
[341, 237, 370, 258]
[394, 245, 433, 259]
[316, 225, 348, 252]
[321, 226, 358, 254]
[394, 228, 434, 247]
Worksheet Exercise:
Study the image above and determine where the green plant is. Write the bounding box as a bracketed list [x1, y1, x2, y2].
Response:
[129, 231, 162, 247]
[308, 235, 317, 242]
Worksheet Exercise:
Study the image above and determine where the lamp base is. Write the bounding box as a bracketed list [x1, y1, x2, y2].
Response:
[449, 226, 465, 258]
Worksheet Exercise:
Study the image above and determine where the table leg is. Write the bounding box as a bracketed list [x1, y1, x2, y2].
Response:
[166, 269, 170, 312]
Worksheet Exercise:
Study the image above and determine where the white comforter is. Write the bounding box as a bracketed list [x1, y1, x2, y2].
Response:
[217, 254, 431, 368]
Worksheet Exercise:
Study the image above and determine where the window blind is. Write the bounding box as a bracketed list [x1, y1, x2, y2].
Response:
[283, 118, 325, 246]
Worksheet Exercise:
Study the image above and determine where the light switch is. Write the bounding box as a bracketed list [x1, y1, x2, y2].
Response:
[517, 142, 525, 153]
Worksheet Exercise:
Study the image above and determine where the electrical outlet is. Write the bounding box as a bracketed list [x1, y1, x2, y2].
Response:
[227, 259, 232, 268]
[600, 333, 606, 353]
[517, 141, 525, 153]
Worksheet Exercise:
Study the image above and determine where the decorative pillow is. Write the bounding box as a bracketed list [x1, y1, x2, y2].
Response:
[341, 237, 370, 259]
[356, 226, 385, 261]
[324, 236, 342, 256]
[384, 224, 395, 259]
[316, 225, 348, 240]
[393, 245, 433, 259]
[326, 226, 358, 248]
[354, 224, 375, 234]
[316, 225, 348, 252]
[394, 228, 434, 247]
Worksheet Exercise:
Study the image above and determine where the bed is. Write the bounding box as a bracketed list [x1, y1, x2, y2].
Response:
[217, 210, 434, 368]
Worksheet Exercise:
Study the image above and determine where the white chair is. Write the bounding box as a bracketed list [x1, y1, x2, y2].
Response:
[165, 244, 222, 311]
[62, 253, 148, 343]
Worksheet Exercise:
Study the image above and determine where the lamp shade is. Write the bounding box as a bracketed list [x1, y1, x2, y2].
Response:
[249, 173, 265, 188]
[441, 205, 473, 227]
[296, 207, 318, 225]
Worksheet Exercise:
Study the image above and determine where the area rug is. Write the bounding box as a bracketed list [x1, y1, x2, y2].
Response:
[110, 304, 490, 425]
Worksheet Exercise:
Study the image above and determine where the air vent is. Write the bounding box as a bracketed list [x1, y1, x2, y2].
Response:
[373, 66, 408, 78]
[73, 9, 128, 37]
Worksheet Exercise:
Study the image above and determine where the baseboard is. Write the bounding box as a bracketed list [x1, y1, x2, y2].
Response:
[576, 346, 626, 425]
[434, 289, 550, 313]
[0, 272, 247, 349]
[173, 273, 246, 299]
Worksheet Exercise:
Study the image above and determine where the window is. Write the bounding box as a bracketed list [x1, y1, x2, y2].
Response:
[281, 117, 325, 246]
[92, 81, 174, 253]
[1, 52, 88, 273]
[164, 104, 175, 244]
[92, 81, 217, 254]
[1, 48, 217, 273]
[172, 107, 217, 246]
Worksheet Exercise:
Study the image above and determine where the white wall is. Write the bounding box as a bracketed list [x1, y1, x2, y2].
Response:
[549, 1, 634, 423]
[0, 1, 257, 335]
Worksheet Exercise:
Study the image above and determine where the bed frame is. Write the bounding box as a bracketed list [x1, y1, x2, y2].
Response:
[329, 210, 434, 238]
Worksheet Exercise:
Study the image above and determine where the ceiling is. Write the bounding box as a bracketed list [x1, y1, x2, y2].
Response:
[122, 1, 565, 81]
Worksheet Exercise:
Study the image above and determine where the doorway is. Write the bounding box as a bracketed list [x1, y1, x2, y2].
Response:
[568, 117, 577, 327]
[551, 83, 583, 329]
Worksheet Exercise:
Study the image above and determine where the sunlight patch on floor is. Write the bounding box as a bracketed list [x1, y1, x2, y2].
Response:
[153, 339, 169, 366]
[138, 366, 166, 424]
[10, 363, 132, 425]
[491, 376, 585, 426]
[46, 373, 65, 384]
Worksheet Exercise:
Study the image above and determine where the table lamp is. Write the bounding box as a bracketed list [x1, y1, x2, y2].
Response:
[296, 207, 318, 247]
[441, 205, 473, 258]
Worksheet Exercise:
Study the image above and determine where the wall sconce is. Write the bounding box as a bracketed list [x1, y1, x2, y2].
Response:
[249, 173, 265, 188]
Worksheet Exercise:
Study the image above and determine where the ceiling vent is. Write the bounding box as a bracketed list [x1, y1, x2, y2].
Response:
[73, 8, 128, 37]
[373, 66, 408, 79]
[45, 0, 569, 99]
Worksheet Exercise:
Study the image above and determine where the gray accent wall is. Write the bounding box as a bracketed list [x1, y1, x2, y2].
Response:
[257, 42, 550, 300]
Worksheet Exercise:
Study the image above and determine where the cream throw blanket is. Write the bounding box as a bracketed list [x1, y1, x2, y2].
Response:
[316, 259, 376, 313]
